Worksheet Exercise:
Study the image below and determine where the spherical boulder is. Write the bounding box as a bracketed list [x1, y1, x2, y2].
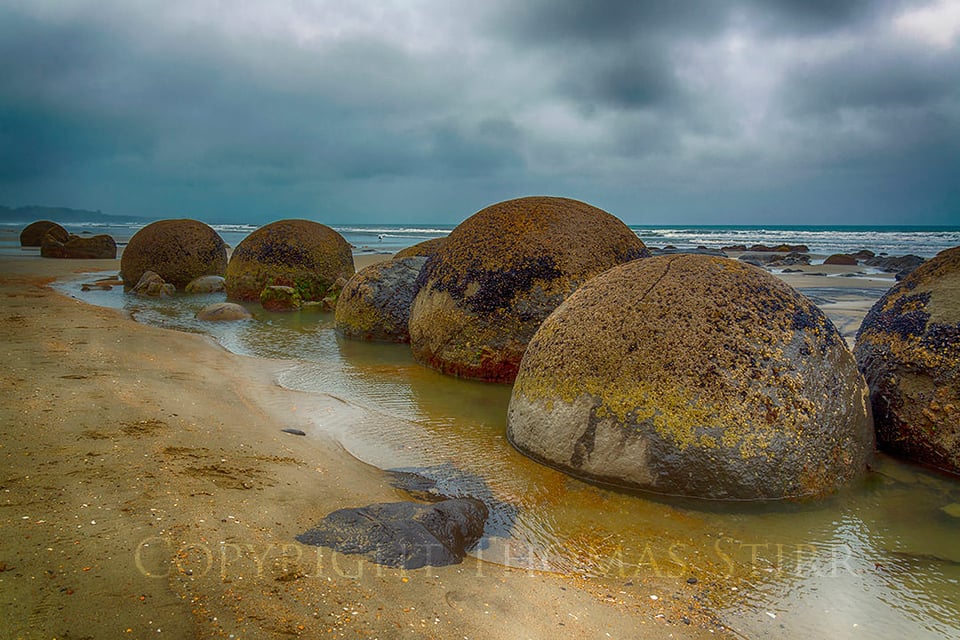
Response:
[20, 220, 67, 247]
[224, 219, 354, 302]
[507, 254, 874, 500]
[395, 237, 446, 260]
[408, 196, 648, 383]
[336, 257, 428, 342]
[196, 302, 252, 321]
[854, 246, 960, 475]
[121, 219, 227, 290]
[41, 233, 117, 259]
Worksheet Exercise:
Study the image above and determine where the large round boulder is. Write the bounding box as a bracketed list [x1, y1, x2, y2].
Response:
[20, 220, 68, 247]
[408, 196, 648, 383]
[224, 219, 354, 302]
[335, 256, 428, 342]
[507, 254, 875, 500]
[854, 246, 960, 475]
[121, 219, 227, 290]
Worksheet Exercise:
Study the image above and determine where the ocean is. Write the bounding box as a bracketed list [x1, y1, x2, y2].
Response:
[3, 220, 959, 259]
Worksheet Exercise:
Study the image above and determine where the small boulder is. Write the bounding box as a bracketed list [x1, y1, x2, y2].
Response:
[721, 244, 748, 253]
[20, 221, 67, 247]
[121, 219, 227, 290]
[260, 285, 301, 312]
[132, 270, 175, 297]
[824, 254, 858, 266]
[855, 246, 960, 475]
[196, 302, 252, 321]
[395, 237, 447, 259]
[224, 219, 354, 302]
[852, 249, 876, 261]
[185, 275, 226, 294]
[335, 257, 427, 342]
[41, 233, 117, 259]
[409, 196, 649, 383]
[295, 498, 488, 569]
[865, 254, 925, 278]
[507, 254, 874, 500]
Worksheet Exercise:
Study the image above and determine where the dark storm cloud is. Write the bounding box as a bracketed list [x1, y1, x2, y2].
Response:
[0, 0, 957, 223]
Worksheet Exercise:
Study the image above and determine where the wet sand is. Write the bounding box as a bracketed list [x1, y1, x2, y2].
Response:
[0, 253, 729, 639]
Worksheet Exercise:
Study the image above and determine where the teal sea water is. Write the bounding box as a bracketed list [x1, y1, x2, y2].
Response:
[6, 218, 960, 638]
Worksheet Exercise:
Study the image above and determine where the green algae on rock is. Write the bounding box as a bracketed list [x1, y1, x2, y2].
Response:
[335, 256, 427, 343]
[507, 254, 875, 500]
[408, 196, 649, 383]
[224, 219, 354, 302]
[121, 219, 227, 290]
[855, 246, 960, 476]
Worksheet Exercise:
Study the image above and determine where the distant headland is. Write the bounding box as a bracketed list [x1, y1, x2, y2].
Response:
[0, 204, 149, 224]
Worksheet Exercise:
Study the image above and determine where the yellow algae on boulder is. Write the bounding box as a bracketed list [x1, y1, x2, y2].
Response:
[224, 219, 354, 302]
[507, 254, 874, 500]
[408, 196, 648, 383]
[855, 246, 960, 475]
[121, 219, 227, 290]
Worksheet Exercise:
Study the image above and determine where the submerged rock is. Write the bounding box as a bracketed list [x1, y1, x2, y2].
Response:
[225, 219, 354, 302]
[507, 254, 874, 501]
[131, 270, 175, 297]
[296, 498, 488, 569]
[195, 302, 252, 321]
[20, 220, 68, 247]
[855, 246, 960, 475]
[409, 196, 648, 383]
[121, 219, 227, 290]
[335, 256, 427, 342]
[41, 233, 116, 259]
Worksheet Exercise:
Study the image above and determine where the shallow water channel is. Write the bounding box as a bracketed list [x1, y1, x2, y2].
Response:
[57, 275, 960, 639]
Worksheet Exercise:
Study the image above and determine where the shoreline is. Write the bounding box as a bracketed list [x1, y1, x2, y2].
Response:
[0, 254, 727, 638]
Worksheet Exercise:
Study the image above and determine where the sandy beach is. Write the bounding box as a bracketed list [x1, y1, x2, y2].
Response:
[0, 251, 740, 639]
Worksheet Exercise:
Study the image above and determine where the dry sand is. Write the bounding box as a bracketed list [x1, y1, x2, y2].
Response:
[0, 254, 729, 639]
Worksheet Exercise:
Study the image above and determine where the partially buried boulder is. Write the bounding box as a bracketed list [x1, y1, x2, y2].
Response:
[394, 237, 446, 260]
[20, 221, 68, 247]
[507, 254, 875, 500]
[132, 270, 175, 297]
[260, 285, 301, 312]
[855, 246, 960, 475]
[824, 254, 858, 266]
[185, 275, 226, 294]
[41, 233, 117, 259]
[335, 256, 427, 342]
[224, 219, 354, 302]
[196, 302, 252, 321]
[121, 219, 227, 290]
[295, 498, 488, 569]
[409, 196, 649, 383]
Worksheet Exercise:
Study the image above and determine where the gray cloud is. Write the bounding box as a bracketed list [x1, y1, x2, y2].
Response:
[0, 0, 957, 224]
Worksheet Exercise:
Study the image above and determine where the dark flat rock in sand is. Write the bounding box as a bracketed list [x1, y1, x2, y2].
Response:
[296, 498, 488, 569]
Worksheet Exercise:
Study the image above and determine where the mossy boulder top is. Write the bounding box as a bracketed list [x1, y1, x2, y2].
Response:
[121, 219, 227, 290]
[409, 196, 648, 383]
[224, 219, 354, 302]
[394, 237, 446, 260]
[335, 256, 428, 343]
[854, 245, 960, 475]
[20, 220, 68, 247]
[507, 254, 874, 500]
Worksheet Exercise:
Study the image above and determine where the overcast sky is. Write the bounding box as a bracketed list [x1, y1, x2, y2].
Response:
[1, 0, 958, 225]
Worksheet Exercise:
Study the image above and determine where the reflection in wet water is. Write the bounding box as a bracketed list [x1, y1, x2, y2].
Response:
[55, 274, 960, 639]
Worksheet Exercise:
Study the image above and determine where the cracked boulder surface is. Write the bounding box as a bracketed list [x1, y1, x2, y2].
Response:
[224, 219, 354, 302]
[335, 256, 428, 342]
[121, 219, 228, 290]
[408, 196, 649, 383]
[507, 254, 875, 501]
[855, 246, 960, 475]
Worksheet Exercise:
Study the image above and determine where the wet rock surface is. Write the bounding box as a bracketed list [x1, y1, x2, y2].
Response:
[508, 254, 874, 500]
[409, 196, 648, 383]
[195, 302, 252, 321]
[41, 233, 117, 259]
[121, 219, 227, 290]
[296, 498, 488, 569]
[335, 257, 427, 342]
[855, 246, 960, 475]
[20, 220, 68, 247]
